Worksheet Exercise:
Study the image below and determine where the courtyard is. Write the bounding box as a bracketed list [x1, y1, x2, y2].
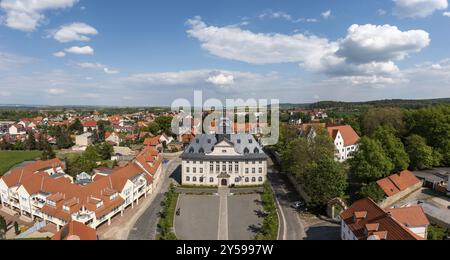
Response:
[174, 192, 264, 240]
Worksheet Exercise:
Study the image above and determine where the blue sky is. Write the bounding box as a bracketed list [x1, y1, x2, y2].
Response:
[1, 0, 450, 106]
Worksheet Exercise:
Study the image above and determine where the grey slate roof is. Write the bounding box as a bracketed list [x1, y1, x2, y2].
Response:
[181, 133, 268, 161]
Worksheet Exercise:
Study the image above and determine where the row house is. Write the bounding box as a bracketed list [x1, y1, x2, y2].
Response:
[0, 148, 163, 231]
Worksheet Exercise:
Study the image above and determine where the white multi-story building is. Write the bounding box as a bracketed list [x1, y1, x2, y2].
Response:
[181, 113, 268, 187]
[327, 125, 360, 162]
[0, 148, 163, 231]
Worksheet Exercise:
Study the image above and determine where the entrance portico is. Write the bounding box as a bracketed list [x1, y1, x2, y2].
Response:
[218, 173, 231, 187]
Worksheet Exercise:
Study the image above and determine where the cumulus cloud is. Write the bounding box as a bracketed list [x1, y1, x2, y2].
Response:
[53, 51, 66, 58]
[186, 16, 336, 66]
[393, 0, 448, 18]
[51, 22, 98, 43]
[336, 24, 430, 63]
[444, 11, 450, 16]
[64, 46, 94, 55]
[186, 17, 430, 80]
[0, 0, 79, 31]
[122, 69, 274, 90]
[206, 73, 235, 86]
[321, 10, 332, 19]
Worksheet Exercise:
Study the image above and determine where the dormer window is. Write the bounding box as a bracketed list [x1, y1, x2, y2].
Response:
[254, 148, 260, 154]
[196, 139, 200, 144]
[207, 139, 211, 144]
[189, 147, 195, 153]
[237, 139, 241, 144]
[199, 148, 205, 154]
[249, 139, 253, 144]
[244, 148, 250, 154]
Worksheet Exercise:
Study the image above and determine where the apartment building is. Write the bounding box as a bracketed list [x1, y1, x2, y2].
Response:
[0, 148, 162, 231]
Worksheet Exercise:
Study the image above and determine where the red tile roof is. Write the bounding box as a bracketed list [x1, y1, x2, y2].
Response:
[52, 221, 97, 240]
[0, 148, 162, 225]
[327, 125, 360, 146]
[82, 120, 97, 128]
[388, 206, 430, 228]
[341, 198, 424, 240]
[144, 136, 161, 146]
[377, 170, 421, 197]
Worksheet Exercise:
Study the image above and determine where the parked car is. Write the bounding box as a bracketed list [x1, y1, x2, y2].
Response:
[291, 201, 305, 210]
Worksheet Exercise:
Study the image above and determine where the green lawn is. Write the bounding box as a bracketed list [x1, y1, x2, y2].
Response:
[0, 151, 42, 176]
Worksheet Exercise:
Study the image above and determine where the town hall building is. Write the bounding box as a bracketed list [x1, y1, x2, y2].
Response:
[181, 110, 268, 187]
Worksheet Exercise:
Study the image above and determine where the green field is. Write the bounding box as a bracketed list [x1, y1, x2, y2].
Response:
[0, 151, 42, 176]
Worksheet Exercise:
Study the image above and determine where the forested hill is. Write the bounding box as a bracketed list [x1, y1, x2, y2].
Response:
[282, 98, 450, 110]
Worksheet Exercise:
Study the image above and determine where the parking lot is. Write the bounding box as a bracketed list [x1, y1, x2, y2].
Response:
[174, 193, 263, 240]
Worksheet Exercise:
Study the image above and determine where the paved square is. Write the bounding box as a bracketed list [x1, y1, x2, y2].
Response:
[175, 193, 264, 240]
[175, 195, 220, 240]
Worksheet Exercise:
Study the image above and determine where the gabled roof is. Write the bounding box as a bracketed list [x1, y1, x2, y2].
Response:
[387, 206, 430, 228]
[144, 136, 161, 146]
[82, 121, 97, 127]
[52, 221, 97, 240]
[377, 170, 421, 197]
[340, 198, 424, 240]
[327, 125, 360, 146]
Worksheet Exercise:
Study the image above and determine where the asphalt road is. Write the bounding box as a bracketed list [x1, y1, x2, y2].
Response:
[127, 158, 181, 240]
[268, 170, 307, 240]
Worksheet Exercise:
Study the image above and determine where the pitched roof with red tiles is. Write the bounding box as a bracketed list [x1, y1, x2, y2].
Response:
[327, 125, 360, 146]
[377, 170, 421, 197]
[340, 198, 424, 240]
[135, 147, 162, 178]
[0, 153, 160, 224]
[52, 221, 97, 240]
[387, 206, 430, 228]
[143, 136, 161, 146]
[82, 120, 97, 128]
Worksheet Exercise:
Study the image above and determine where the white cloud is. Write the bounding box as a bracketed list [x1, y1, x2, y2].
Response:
[0, 0, 79, 31]
[321, 10, 332, 19]
[76, 62, 119, 74]
[186, 17, 429, 79]
[51, 22, 98, 43]
[394, 0, 448, 18]
[122, 69, 274, 90]
[336, 24, 430, 63]
[378, 9, 387, 15]
[186, 16, 336, 66]
[103, 68, 119, 74]
[206, 73, 235, 86]
[53, 51, 66, 58]
[259, 11, 292, 21]
[46, 88, 66, 95]
[65, 46, 94, 55]
[444, 11, 450, 16]
[0, 52, 32, 70]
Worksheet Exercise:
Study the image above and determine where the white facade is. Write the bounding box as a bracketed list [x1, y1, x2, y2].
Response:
[181, 138, 268, 187]
[333, 131, 358, 162]
[75, 133, 93, 147]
